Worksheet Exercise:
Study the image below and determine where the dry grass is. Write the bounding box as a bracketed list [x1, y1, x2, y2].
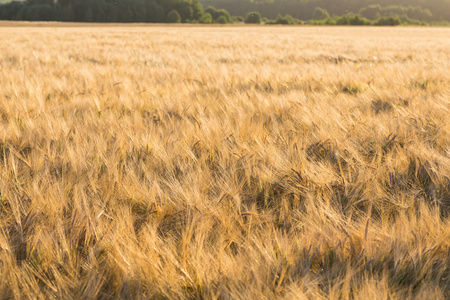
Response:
[0, 24, 449, 299]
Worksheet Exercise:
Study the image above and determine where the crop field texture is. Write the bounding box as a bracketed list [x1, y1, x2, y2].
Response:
[0, 25, 449, 299]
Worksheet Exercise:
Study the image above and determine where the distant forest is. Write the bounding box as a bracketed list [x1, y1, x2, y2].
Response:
[201, 0, 450, 22]
[0, 0, 449, 24]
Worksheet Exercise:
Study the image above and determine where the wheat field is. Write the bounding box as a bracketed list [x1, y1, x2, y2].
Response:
[0, 24, 449, 299]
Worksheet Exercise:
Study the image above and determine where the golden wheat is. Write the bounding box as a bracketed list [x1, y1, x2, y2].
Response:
[0, 23, 449, 299]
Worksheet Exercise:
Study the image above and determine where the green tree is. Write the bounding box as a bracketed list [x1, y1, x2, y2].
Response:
[217, 15, 227, 23]
[205, 6, 231, 23]
[245, 11, 261, 24]
[349, 14, 371, 25]
[199, 12, 212, 23]
[174, 1, 193, 22]
[272, 14, 297, 24]
[311, 7, 330, 20]
[375, 16, 402, 26]
[191, 0, 203, 20]
[232, 16, 244, 23]
[167, 10, 181, 23]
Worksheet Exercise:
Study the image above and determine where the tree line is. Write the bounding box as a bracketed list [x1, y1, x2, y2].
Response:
[0, 0, 204, 23]
[201, 0, 450, 23]
[0, 0, 449, 24]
